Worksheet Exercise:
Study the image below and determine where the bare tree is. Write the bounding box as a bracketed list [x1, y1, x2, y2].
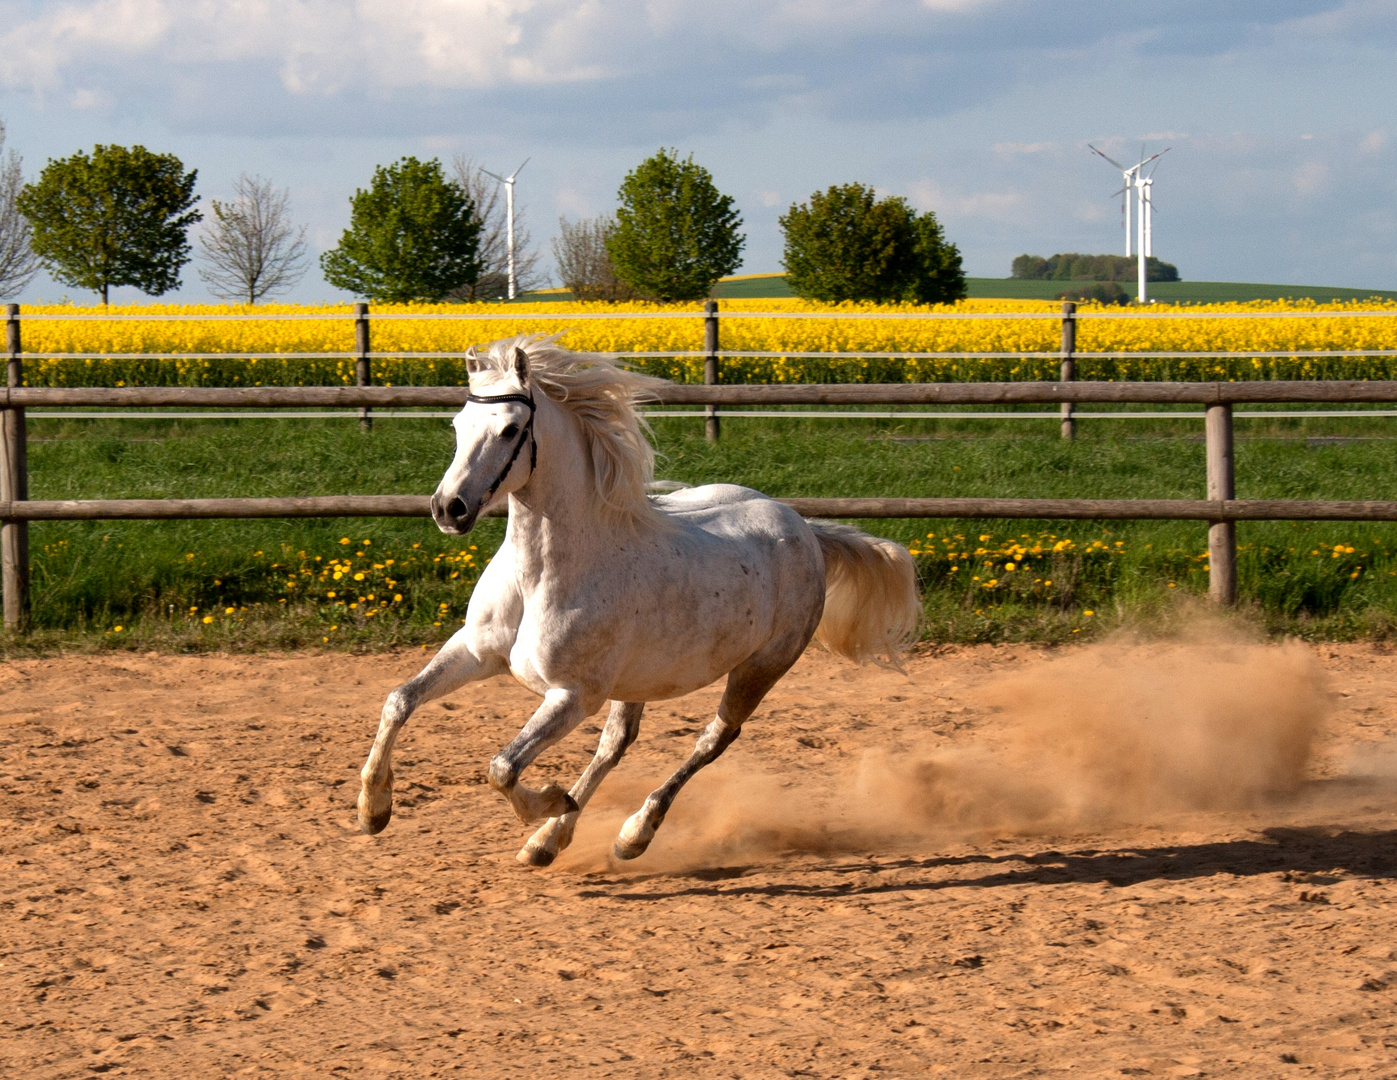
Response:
[197, 174, 309, 304]
[448, 155, 546, 301]
[552, 216, 635, 301]
[0, 120, 40, 299]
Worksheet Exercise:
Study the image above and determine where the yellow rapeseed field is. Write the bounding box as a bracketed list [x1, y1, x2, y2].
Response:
[15, 297, 1397, 386]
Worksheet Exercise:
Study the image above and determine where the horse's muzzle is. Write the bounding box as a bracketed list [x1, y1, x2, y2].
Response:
[430, 491, 479, 536]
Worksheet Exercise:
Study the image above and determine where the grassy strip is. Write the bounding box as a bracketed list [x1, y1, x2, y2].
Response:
[23, 349, 1397, 389]
[8, 410, 1397, 654]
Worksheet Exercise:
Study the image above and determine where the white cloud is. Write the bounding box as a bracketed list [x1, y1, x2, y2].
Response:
[555, 187, 596, 218]
[67, 86, 113, 110]
[1293, 159, 1329, 196]
[993, 141, 1058, 156]
[0, 0, 1013, 100]
[919, 0, 1000, 9]
[0, 0, 602, 96]
[908, 179, 1024, 222]
[1360, 128, 1390, 154]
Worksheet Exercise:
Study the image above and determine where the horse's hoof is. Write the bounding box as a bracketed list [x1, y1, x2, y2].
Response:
[548, 785, 581, 816]
[613, 811, 656, 860]
[612, 836, 649, 860]
[533, 783, 578, 821]
[357, 788, 393, 835]
[516, 844, 556, 868]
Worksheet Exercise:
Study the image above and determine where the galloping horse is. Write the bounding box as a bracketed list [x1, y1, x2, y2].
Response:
[357, 337, 919, 866]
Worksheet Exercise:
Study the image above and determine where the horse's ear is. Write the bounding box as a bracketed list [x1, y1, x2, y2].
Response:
[465, 346, 480, 375]
[512, 346, 529, 383]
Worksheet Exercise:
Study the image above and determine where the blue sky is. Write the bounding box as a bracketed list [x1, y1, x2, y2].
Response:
[1, 0, 1394, 303]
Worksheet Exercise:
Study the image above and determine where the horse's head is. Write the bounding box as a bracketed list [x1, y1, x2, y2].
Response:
[431, 344, 537, 535]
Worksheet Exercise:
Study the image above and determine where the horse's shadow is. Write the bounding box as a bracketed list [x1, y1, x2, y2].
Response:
[578, 798, 1397, 901]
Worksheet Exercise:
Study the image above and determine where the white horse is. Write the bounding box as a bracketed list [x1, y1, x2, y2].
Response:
[357, 337, 919, 866]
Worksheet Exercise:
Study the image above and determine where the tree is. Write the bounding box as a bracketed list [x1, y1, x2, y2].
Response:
[552, 216, 634, 301]
[0, 120, 39, 299]
[606, 149, 743, 302]
[320, 157, 482, 303]
[908, 210, 967, 304]
[197, 174, 309, 304]
[447, 156, 545, 301]
[1011, 252, 1179, 283]
[17, 144, 200, 305]
[780, 183, 965, 304]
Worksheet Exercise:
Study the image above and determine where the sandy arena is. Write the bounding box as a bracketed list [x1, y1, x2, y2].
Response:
[4, 638, 1397, 1078]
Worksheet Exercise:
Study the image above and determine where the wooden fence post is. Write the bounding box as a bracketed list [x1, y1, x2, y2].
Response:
[1059, 301, 1076, 440]
[704, 300, 719, 442]
[1206, 402, 1237, 604]
[1, 303, 27, 630]
[355, 302, 372, 433]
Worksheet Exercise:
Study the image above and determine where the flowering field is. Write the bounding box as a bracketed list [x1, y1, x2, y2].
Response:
[14, 298, 1397, 387]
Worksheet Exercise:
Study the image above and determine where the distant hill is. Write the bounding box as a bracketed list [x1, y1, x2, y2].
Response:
[512, 273, 1397, 305]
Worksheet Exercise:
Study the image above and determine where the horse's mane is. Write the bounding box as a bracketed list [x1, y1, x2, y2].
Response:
[477, 336, 672, 531]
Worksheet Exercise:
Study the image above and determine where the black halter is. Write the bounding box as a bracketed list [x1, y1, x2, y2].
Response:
[465, 388, 538, 502]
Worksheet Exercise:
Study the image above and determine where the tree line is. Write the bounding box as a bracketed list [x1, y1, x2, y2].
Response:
[0, 129, 966, 305]
[1011, 252, 1180, 283]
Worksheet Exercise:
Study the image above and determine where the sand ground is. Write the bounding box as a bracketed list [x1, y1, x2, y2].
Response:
[3, 641, 1397, 1078]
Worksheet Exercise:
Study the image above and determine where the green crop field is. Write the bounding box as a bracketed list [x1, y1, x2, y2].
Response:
[10, 408, 1397, 654]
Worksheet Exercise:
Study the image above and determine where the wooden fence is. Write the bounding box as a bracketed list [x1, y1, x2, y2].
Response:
[5, 301, 1397, 629]
[7, 376, 1397, 629]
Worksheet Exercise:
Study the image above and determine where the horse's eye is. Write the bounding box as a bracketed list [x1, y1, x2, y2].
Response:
[500, 423, 519, 440]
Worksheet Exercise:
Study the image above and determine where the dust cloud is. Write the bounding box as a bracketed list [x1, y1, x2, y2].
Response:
[555, 637, 1331, 873]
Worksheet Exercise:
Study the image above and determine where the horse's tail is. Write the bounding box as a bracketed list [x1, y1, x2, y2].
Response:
[807, 519, 921, 669]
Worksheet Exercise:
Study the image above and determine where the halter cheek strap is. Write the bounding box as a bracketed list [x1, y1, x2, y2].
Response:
[465, 389, 538, 503]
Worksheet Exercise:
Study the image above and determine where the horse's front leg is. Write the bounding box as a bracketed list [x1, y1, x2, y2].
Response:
[488, 687, 593, 824]
[358, 635, 504, 834]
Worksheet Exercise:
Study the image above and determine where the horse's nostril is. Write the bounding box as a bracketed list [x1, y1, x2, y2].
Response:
[446, 497, 467, 519]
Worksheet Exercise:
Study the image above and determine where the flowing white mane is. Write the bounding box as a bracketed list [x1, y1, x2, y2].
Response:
[476, 336, 669, 529]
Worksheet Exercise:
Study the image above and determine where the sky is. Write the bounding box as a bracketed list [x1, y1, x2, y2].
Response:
[0, 0, 1394, 304]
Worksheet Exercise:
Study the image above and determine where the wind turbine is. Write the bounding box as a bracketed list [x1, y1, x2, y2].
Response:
[1088, 144, 1169, 302]
[482, 158, 529, 300]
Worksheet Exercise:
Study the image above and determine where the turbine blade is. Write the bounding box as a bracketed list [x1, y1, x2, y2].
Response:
[482, 169, 506, 183]
[1089, 144, 1127, 170]
[509, 157, 531, 180]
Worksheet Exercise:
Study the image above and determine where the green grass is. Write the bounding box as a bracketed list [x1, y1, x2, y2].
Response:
[518, 275, 1397, 304]
[11, 408, 1397, 654]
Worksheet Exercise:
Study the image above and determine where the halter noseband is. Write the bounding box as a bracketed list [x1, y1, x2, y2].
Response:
[465, 388, 538, 503]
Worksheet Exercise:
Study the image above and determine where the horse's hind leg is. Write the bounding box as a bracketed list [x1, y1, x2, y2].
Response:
[614, 644, 800, 861]
[517, 701, 644, 867]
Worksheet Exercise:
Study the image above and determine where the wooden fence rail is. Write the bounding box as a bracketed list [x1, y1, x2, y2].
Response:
[10, 379, 1397, 408]
[6, 295, 1397, 625]
[6, 373, 1397, 624]
[6, 496, 1397, 523]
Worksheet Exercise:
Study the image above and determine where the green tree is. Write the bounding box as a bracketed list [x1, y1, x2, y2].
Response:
[780, 183, 965, 304]
[320, 157, 482, 302]
[606, 149, 743, 302]
[17, 144, 200, 305]
[907, 210, 967, 304]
